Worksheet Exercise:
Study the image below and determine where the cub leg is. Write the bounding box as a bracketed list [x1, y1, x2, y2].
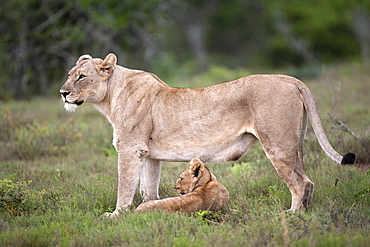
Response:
[140, 159, 161, 201]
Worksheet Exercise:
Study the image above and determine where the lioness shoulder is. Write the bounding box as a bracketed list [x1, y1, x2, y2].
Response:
[135, 158, 229, 214]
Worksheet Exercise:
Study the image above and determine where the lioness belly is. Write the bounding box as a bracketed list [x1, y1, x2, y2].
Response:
[147, 132, 257, 163]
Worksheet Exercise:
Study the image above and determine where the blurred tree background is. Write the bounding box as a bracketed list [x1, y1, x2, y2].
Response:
[0, 0, 369, 100]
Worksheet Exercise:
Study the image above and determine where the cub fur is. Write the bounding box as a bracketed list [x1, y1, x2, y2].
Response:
[135, 158, 229, 214]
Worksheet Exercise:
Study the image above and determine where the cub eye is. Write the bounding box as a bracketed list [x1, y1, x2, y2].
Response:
[77, 75, 86, 81]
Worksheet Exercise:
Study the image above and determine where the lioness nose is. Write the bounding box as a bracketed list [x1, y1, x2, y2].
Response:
[60, 91, 70, 97]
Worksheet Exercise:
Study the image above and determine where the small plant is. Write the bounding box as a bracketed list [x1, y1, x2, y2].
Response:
[0, 173, 34, 216]
[0, 172, 63, 216]
[193, 210, 223, 225]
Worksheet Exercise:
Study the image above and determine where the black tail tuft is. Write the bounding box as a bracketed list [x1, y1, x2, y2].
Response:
[341, 153, 356, 165]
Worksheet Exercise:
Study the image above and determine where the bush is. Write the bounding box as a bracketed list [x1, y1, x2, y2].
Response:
[0, 172, 63, 216]
[193, 210, 223, 225]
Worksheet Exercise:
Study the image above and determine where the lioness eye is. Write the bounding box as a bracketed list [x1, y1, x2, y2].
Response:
[77, 75, 86, 81]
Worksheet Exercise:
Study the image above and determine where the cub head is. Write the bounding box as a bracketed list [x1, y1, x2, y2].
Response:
[174, 158, 211, 195]
[60, 53, 117, 112]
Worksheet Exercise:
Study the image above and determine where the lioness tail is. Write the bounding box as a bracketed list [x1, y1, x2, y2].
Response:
[294, 79, 356, 165]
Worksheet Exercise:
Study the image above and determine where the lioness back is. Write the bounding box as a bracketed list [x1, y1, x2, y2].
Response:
[135, 158, 229, 214]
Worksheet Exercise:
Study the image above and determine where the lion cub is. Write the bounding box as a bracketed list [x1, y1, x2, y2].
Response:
[135, 158, 229, 214]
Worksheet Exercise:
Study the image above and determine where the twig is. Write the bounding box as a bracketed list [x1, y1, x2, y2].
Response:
[327, 112, 370, 157]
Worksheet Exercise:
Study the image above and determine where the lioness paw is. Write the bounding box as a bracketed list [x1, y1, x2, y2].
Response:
[104, 211, 120, 218]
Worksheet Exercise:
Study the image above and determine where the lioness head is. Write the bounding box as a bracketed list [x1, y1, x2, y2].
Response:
[60, 53, 117, 112]
[174, 158, 211, 195]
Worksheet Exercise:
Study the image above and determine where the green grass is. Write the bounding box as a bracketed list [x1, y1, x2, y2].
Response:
[1, 63, 369, 246]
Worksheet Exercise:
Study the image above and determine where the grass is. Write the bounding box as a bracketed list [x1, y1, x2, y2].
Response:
[0, 63, 369, 246]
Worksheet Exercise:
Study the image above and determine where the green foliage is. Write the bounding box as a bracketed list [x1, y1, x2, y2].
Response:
[0, 172, 62, 216]
[267, 0, 370, 64]
[193, 210, 223, 225]
[0, 0, 171, 99]
[1, 0, 370, 99]
[80, 0, 165, 30]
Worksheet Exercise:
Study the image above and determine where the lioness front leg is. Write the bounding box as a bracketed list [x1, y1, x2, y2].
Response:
[105, 145, 149, 218]
[140, 158, 161, 202]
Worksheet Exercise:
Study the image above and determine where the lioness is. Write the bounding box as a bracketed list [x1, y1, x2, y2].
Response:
[135, 158, 229, 214]
[60, 53, 355, 217]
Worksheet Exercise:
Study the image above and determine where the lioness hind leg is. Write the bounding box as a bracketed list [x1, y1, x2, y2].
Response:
[259, 124, 314, 210]
[301, 178, 314, 209]
[269, 155, 314, 211]
[255, 95, 313, 211]
[258, 129, 314, 211]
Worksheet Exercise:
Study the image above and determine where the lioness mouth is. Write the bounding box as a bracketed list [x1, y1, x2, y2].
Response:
[63, 100, 84, 112]
[64, 100, 84, 106]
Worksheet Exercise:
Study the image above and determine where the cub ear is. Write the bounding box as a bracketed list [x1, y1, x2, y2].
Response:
[96, 53, 117, 77]
[76, 54, 92, 65]
[189, 159, 204, 178]
[190, 158, 201, 164]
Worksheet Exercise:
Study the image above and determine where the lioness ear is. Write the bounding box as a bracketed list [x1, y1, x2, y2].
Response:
[76, 54, 92, 65]
[97, 53, 117, 77]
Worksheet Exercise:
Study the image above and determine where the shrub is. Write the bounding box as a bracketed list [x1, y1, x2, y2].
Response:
[0, 172, 63, 216]
[193, 210, 223, 225]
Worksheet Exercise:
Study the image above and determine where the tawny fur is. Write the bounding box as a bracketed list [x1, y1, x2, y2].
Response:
[60, 53, 355, 217]
[135, 158, 229, 214]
